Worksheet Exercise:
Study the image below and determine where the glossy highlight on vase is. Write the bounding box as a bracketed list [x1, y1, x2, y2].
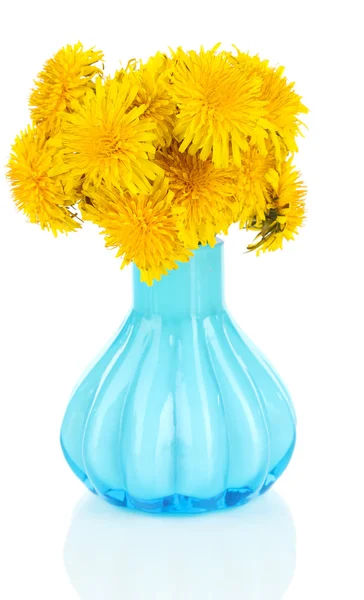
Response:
[61, 240, 296, 514]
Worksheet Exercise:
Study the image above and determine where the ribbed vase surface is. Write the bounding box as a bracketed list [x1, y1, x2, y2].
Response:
[61, 239, 296, 513]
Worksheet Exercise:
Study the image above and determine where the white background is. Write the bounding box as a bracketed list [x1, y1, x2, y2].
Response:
[0, 1, 363, 598]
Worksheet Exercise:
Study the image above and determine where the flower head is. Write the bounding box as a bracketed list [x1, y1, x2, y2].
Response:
[55, 77, 161, 194]
[171, 45, 269, 168]
[82, 178, 192, 285]
[7, 126, 81, 235]
[29, 42, 103, 135]
[156, 141, 237, 247]
[116, 53, 176, 148]
[248, 159, 306, 252]
[232, 49, 308, 157]
[236, 144, 278, 226]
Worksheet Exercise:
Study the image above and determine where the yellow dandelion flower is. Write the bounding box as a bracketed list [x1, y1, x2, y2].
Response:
[54, 77, 161, 194]
[81, 178, 192, 285]
[232, 49, 308, 156]
[248, 159, 306, 253]
[116, 53, 176, 148]
[171, 45, 269, 168]
[7, 126, 81, 235]
[29, 42, 103, 135]
[156, 141, 237, 247]
[261, 66, 308, 154]
[236, 144, 278, 226]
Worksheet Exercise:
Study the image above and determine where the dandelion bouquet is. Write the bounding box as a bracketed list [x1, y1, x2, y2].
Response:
[8, 43, 307, 285]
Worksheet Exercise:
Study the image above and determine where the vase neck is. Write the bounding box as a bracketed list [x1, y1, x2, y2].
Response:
[133, 239, 225, 317]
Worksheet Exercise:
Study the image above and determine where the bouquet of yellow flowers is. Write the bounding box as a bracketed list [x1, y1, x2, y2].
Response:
[7, 42, 307, 285]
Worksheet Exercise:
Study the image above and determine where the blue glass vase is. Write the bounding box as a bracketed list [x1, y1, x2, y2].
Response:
[61, 239, 296, 514]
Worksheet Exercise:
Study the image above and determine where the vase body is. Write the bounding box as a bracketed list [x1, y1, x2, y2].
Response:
[61, 240, 296, 514]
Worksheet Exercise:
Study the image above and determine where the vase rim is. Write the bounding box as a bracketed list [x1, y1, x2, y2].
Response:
[194, 237, 223, 253]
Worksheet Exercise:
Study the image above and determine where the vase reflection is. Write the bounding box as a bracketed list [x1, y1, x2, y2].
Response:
[64, 491, 296, 599]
